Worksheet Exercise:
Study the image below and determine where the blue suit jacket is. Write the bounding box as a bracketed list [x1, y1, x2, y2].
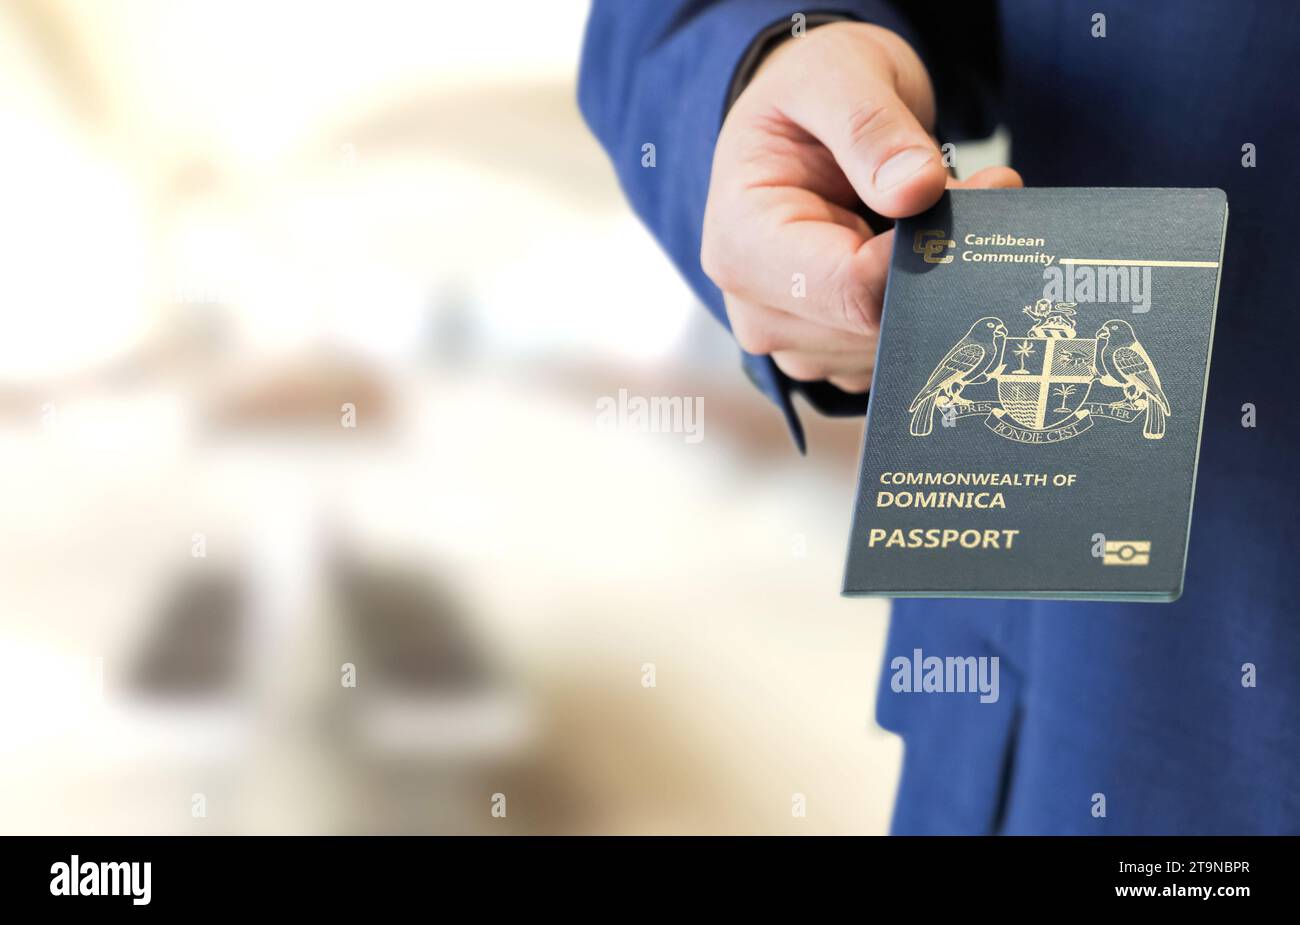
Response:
[580, 0, 1300, 833]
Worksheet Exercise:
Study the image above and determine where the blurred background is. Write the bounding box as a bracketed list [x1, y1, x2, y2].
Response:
[0, 0, 1005, 834]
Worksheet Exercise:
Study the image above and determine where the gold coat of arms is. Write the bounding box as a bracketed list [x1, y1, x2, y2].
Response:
[908, 300, 1171, 443]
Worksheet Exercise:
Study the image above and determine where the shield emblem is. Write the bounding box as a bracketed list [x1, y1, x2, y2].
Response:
[996, 336, 1097, 430]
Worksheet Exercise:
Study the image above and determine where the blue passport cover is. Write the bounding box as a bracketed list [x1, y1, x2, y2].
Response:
[843, 188, 1228, 602]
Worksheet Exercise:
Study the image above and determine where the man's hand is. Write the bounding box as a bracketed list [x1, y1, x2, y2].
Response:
[701, 22, 1021, 394]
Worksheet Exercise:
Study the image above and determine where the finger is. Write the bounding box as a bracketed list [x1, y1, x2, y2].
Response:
[725, 294, 878, 356]
[706, 186, 893, 333]
[772, 349, 876, 384]
[760, 25, 948, 217]
[950, 165, 1024, 190]
[712, 169, 1024, 337]
[828, 373, 874, 394]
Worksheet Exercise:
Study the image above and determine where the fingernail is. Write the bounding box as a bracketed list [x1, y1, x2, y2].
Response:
[874, 147, 934, 192]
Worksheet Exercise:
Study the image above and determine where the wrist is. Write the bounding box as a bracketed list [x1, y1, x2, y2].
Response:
[750, 21, 936, 133]
[725, 14, 852, 112]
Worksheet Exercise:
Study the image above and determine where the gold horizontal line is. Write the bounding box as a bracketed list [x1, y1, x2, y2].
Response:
[1059, 258, 1220, 268]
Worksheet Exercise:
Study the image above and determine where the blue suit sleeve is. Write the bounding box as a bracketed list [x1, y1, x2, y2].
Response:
[578, 1, 999, 452]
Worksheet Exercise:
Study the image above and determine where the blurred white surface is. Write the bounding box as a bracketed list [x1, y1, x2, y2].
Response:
[0, 0, 912, 834]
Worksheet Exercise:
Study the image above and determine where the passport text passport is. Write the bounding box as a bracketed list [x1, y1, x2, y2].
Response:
[843, 188, 1228, 602]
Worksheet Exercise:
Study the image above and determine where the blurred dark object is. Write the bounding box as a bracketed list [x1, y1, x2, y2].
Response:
[129, 572, 245, 698]
[330, 555, 532, 762]
[334, 561, 492, 694]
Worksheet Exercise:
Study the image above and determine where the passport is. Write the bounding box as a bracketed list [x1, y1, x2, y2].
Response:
[842, 188, 1228, 602]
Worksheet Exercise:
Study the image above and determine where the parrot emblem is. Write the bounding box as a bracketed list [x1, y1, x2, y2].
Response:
[908, 316, 1008, 436]
[1096, 318, 1171, 439]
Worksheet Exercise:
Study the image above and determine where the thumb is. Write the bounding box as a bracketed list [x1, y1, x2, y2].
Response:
[762, 24, 948, 217]
[949, 166, 1025, 190]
